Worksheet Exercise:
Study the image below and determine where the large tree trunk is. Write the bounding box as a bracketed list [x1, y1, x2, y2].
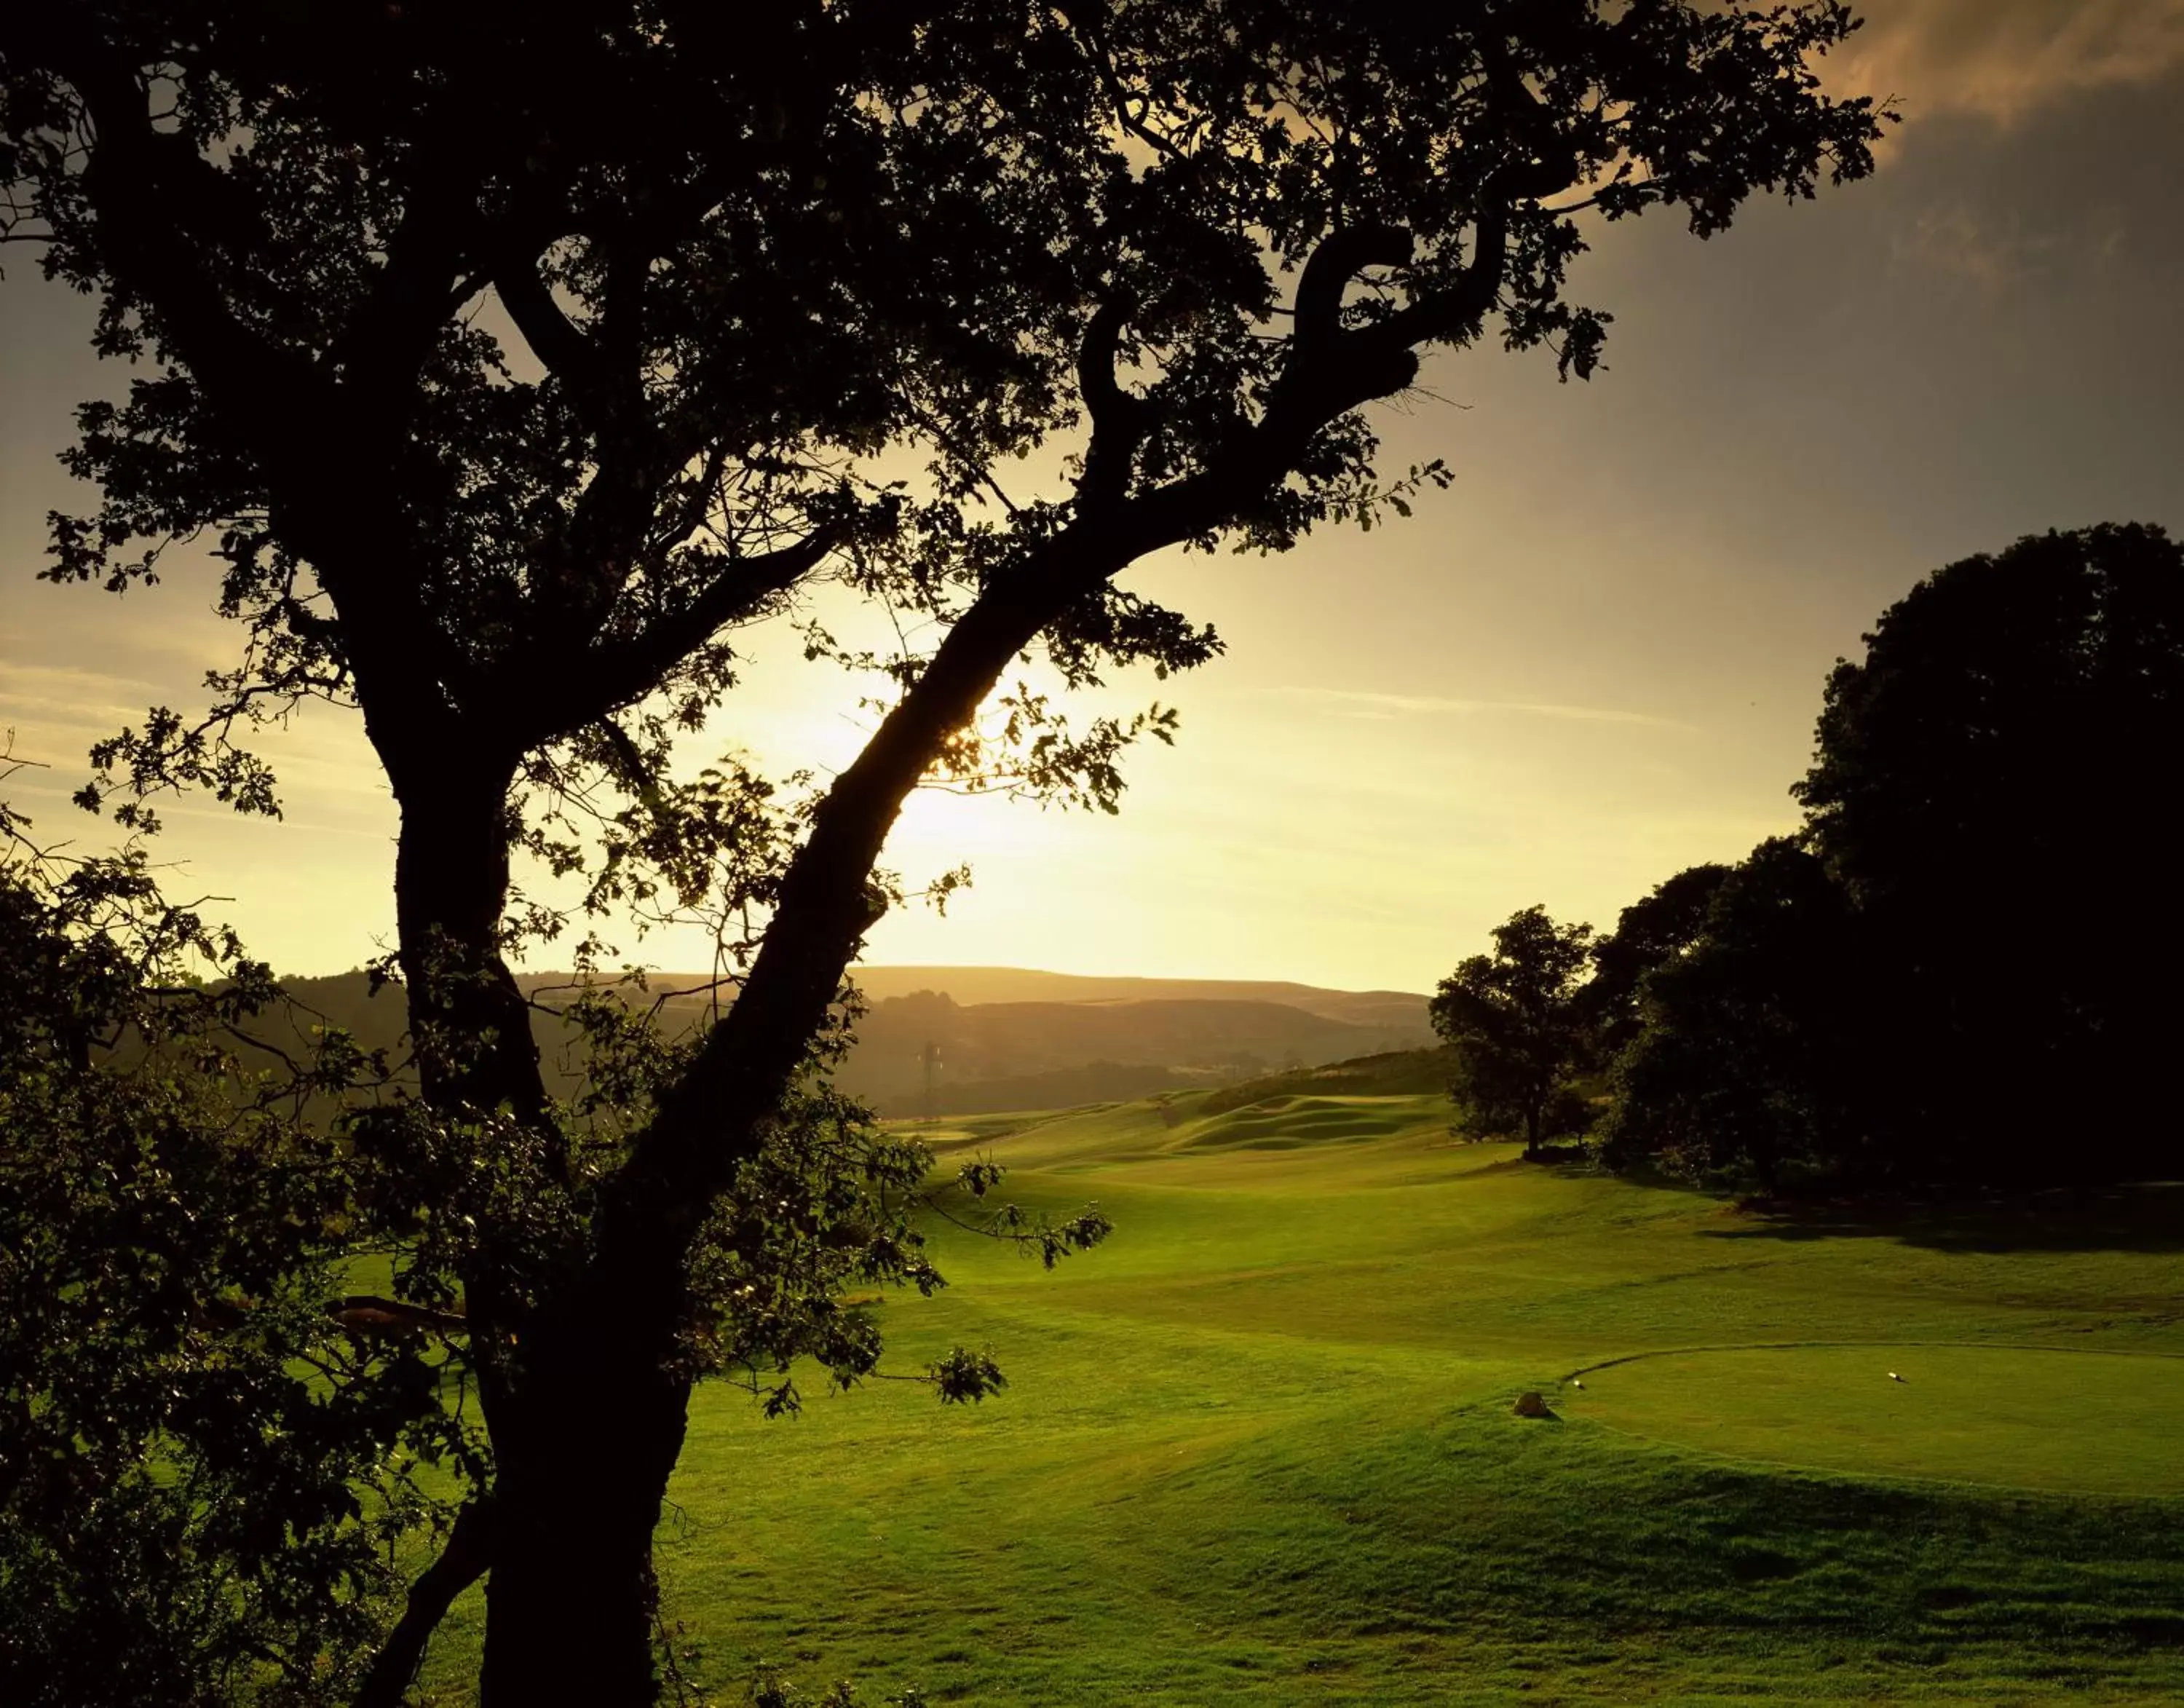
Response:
[454, 549, 1133, 1699]
[376, 744, 689, 1693]
[371, 716, 812, 1704]
[475, 1303, 694, 1705]
[456, 609, 1047, 1702]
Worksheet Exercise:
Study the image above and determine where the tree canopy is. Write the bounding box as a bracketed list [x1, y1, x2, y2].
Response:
[1597, 839, 1863, 1187]
[0, 790, 425, 1707]
[0, 768, 1095, 1707]
[1795, 521, 2184, 1179]
[1, 4, 1887, 1699]
[1582, 861, 1732, 1056]
[1602, 523, 2184, 1190]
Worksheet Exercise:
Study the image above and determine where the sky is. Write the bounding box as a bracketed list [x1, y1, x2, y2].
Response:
[4, 1, 2182, 995]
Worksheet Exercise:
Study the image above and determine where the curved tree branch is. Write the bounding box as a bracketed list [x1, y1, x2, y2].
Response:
[5, 16, 315, 434]
[1291, 222, 1415, 351]
[494, 253, 618, 415]
[351, 1500, 494, 1708]
[1355, 198, 1513, 360]
[590, 209, 1520, 1275]
[1074, 297, 1152, 513]
[545, 524, 845, 735]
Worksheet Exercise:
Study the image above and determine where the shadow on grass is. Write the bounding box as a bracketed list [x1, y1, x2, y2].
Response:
[1463, 1140, 1602, 1179]
[1695, 1180, 2184, 1255]
[1213, 1401, 2184, 1684]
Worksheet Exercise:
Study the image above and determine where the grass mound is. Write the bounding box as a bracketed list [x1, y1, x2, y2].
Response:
[1566, 1343, 2184, 1496]
[1178, 1093, 1432, 1150]
[1192, 1047, 1452, 1118]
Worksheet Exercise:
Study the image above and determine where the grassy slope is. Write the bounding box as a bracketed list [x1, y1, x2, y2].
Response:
[425, 1094, 2184, 1704]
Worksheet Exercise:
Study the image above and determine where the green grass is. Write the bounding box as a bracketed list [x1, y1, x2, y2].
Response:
[423, 1092, 2184, 1703]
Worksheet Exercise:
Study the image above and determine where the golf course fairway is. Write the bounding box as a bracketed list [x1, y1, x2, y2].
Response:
[417, 1091, 2184, 1705]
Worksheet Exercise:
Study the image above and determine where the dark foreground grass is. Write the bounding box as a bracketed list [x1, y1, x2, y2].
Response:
[420, 1094, 2184, 1704]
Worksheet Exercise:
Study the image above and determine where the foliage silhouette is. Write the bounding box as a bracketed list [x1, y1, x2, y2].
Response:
[1795, 521, 2184, 1183]
[0, 779, 1096, 1705]
[1605, 523, 2184, 1190]
[0, 788, 438, 1707]
[1, 4, 1886, 1698]
[1599, 838, 1863, 1187]
[1582, 861, 1731, 1056]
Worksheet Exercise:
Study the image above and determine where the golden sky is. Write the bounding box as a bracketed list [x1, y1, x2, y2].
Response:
[4, 4, 2181, 992]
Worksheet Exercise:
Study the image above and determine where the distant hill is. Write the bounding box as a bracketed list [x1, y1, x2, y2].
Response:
[247, 965, 1437, 1120]
[847, 966, 1430, 1033]
[828, 992, 1432, 1114]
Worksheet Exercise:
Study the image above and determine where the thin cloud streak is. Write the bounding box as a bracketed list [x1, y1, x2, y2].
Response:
[1886, 199, 2131, 293]
[1274, 686, 1698, 732]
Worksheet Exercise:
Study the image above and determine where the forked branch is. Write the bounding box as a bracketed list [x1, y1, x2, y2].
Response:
[553, 525, 846, 732]
[1075, 297, 1153, 511]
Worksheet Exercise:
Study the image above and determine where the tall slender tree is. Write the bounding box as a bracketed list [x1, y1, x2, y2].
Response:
[1, 4, 1888, 1697]
[1431, 904, 1597, 1157]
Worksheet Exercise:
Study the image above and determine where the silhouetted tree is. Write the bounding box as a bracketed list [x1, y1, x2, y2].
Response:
[1431, 905, 1596, 1158]
[1, 6, 1887, 1697]
[1597, 839, 1864, 1187]
[1793, 522, 2184, 1181]
[1582, 861, 1733, 1056]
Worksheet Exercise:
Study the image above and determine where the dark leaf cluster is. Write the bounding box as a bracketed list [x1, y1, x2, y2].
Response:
[1599, 523, 2184, 1190]
[0, 823, 456, 1706]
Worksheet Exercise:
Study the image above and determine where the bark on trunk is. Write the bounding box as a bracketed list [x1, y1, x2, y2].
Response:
[378, 748, 679, 1691]
[390, 760, 550, 1124]
[460, 575, 1095, 1702]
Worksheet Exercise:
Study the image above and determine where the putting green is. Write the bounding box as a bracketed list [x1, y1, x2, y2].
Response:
[1564, 1343, 2184, 1498]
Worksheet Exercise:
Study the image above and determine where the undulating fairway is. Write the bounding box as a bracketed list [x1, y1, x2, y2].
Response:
[427, 1093, 2184, 1704]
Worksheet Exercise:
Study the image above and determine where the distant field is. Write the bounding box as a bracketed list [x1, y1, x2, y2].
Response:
[423, 1091, 2184, 1704]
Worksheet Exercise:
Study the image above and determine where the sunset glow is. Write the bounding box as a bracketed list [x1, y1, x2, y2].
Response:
[5, 4, 2180, 989]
